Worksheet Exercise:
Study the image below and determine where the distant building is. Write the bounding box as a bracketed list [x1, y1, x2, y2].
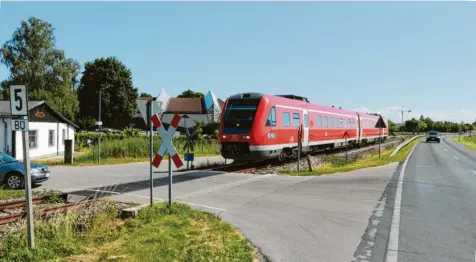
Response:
[0, 100, 78, 160]
[130, 89, 225, 130]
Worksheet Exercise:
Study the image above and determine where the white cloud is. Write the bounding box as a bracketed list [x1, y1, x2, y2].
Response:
[353, 106, 476, 124]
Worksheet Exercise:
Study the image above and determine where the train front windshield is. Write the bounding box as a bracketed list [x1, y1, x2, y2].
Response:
[223, 99, 261, 130]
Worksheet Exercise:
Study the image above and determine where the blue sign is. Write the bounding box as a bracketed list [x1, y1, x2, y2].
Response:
[184, 153, 194, 161]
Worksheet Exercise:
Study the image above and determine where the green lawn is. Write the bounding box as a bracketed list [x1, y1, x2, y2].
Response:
[0, 188, 63, 201]
[1, 201, 255, 262]
[452, 135, 476, 150]
[281, 137, 423, 176]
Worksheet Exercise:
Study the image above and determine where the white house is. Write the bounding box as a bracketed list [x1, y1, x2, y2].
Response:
[0, 100, 78, 160]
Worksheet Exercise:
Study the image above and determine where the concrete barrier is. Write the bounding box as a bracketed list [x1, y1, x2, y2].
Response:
[389, 135, 424, 157]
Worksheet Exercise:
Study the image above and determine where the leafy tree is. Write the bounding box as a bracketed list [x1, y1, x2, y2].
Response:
[405, 118, 419, 134]
[177, 89, 204, 99]
[139, 92, 152, 98]
[418, 120, 427, 133]
[388, 119, 397, 133]
[0, 16, 80, 120]
[77, 57, 139, 129]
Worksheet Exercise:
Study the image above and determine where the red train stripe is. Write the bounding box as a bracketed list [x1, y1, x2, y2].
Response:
[171, 154, 183, 168]
[170, 114, 182, 128]
[152, 154, 163, 168]
[151, 114, 161, 128]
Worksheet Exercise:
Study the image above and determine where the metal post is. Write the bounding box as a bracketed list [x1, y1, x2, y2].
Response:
[297, 126, 301, 172]
[185, 118, 189, 170]
[345, 136, 348, 164]
[168, 152, 172, 208]
[379, 127, 381, 159]
[148, 101, 153, 206]
[97, 88, 101, 163]
[22, 116, 34, 248]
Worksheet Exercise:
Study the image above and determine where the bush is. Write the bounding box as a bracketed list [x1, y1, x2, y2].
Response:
[78, 136, 219, 161]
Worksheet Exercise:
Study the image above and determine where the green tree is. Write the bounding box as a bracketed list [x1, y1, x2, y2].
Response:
[0, 16, 80, 120]
[177, 89, 204, 99]
[139, 92, 152, 98]
[418, 120, 428, 133]
[405, 118, 419, 134]
[77, 57, 139, 129]
[388, 119, 397, 133]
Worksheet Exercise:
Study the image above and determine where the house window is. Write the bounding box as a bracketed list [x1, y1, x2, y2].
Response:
[266, 107, 276, 126]
[282, 112, 291, 127]
[317, 116, 322, 127]
[62, 129, 66, 144]
[48, 130, 55, 147]
[293, 113, 300, 127]
[29, 130, 37, 149]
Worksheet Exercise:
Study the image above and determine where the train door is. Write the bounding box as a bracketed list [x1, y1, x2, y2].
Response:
[356, 113, 362, 144]
[303, 110, 310, 151]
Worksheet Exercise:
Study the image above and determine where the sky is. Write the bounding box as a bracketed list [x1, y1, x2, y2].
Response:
[0, 1, 475, 124]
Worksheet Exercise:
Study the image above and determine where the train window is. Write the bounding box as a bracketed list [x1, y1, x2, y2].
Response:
[348, 119, 352, 128]
[329, 117, 334, 128]
[323, 116, 328, 128]
[339, 118, 343, 128]
[304, 114, 309, 128]
[266, 107, 277, 126]
[317, 116, 322, 127]
[293, 113, 300, 127]
[282, 112, 291, 127]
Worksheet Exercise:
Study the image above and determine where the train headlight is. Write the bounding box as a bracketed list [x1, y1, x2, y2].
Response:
[222, 135, 227, 139]
[241, 135, 250, 140]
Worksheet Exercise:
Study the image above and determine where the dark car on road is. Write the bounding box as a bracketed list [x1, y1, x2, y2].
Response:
[426, 131, 441, 143]
[0, 153, 50, 189]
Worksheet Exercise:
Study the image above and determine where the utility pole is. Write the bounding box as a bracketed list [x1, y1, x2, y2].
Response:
[97, 88, 102, 163]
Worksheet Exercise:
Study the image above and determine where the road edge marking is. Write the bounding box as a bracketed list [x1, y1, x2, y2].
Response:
[386, 139, 420, 262]
[453, 156, 459, 160]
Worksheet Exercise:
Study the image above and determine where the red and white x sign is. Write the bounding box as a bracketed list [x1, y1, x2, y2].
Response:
[150, 114, 184, 168]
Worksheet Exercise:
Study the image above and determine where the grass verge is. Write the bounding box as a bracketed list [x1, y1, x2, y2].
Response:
[0, 188, 61, 202]
[452, 135, 476, 150]
[0, 201, 255, 262]
[282, 137, 423, 176]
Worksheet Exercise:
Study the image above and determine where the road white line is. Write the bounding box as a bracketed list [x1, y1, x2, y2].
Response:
[58, 187, 227, 212]
[444, 149, 448, 152]
[453, 156, 459, 160]
[472, 170, 476, 175]
[386, 138, 420, 262]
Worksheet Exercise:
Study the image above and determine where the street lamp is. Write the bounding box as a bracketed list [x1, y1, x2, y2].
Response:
[96, 88, 102, 163]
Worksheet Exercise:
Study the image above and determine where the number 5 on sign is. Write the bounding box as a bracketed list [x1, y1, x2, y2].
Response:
[10, 85, 28, 116]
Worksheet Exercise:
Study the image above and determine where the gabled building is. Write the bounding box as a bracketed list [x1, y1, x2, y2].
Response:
[0, 100, 78, 160]
[130, 89, 225, 130]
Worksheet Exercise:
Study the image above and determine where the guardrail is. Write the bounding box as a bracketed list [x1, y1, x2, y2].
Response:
[389, 135, 424, 157]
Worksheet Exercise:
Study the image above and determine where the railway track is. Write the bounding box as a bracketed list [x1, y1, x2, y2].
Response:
[211, 137, 402, 174]
[0, 193, 85, 226]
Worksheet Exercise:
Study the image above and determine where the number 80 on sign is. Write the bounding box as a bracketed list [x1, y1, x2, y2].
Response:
[11, 119, 29, 131]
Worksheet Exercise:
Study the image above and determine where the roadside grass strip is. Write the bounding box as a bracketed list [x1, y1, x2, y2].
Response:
[281, 137, 423, 176]
[0, 200, 255, 262]
[452, 135, 476, 150]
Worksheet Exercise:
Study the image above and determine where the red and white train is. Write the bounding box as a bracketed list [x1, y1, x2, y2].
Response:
[218, 93, 388, 161]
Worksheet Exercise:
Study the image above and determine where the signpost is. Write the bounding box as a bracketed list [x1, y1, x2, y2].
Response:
[375, 116, 387, 159]
[343, 131, 350, 164]
[182, 115, 194, 170]
[150, 113, 184, 207]
[136, 98, 160, 206]
[9, 85, 34, 249]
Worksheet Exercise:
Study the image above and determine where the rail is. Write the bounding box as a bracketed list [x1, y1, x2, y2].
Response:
[389, 135, 424, 157]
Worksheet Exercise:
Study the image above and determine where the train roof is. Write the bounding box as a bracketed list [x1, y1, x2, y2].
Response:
[225, 92, 386, 119]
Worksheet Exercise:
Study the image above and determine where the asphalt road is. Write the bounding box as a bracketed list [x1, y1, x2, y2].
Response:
[385, 136, 476, 262]
[40, 155, 399, 262]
